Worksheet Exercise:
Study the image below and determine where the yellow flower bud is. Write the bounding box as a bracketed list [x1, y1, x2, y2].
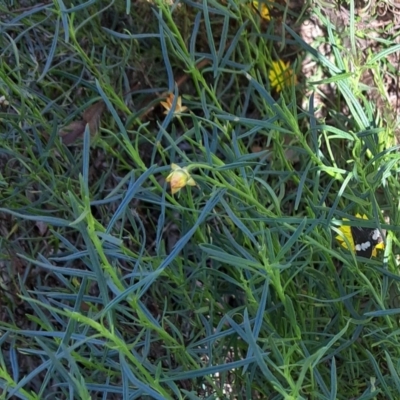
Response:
[166, 163, 196, 195]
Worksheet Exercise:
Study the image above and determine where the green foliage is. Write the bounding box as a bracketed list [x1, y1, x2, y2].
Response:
[1, 0, 400, 399]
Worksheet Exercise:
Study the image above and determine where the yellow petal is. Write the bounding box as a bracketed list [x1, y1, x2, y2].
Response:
[160, 101, 170, 110]
[170, 163, 180, 170]
[186, 177, 197, 187]
[252, 1, 270, 20]
[269, 59, 297, 92]
[335, 222, 353, 250]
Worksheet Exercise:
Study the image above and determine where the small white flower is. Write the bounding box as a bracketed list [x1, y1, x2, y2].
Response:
[0, 95, 9, 106]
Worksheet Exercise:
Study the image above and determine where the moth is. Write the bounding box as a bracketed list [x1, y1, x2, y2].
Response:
[350, 226, 384, 258]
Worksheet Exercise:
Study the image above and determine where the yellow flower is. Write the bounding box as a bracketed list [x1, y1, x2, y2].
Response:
[268, 59, 297, 92]
[336, 213, 385, 258]
[160, 93, 188, 116]
[166, 163, 196, 195]
[252, 1, 271, 21]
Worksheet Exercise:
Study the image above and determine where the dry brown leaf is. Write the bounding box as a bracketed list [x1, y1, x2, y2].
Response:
[7, 250, 25, 277]
[82, 101, 105, 135]
[59, 120, 86, 145]
[35, 220, 48, 236]
[59, 101, 105, 145]
[251, 145, 263, 153]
